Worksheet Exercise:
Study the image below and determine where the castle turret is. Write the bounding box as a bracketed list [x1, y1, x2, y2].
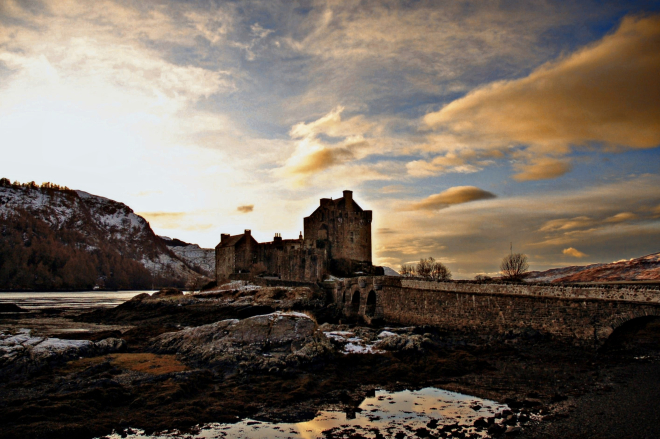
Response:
[343, 190, 353, 211]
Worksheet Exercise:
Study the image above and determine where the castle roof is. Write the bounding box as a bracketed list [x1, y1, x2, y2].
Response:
[217, 233, 251, 248]
[331, 196, 364, 212]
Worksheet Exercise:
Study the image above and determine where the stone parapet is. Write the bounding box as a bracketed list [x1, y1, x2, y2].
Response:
[399, 280, 660, 304]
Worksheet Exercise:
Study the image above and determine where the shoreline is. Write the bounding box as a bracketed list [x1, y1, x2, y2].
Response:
[1, 289, 658, 439]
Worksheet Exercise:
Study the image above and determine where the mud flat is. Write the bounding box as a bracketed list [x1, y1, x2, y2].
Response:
[1, 285, 659, 439]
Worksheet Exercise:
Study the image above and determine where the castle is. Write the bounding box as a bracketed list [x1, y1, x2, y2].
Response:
[215, 190, 378, 282]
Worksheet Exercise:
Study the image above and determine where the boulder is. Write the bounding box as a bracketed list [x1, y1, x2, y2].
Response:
[0, 330, 126, 378]
[150, 311, 333, 373]
[374, 333, 431, 352]
[152, 288, 184, 298]
[0, 303, 27, 313]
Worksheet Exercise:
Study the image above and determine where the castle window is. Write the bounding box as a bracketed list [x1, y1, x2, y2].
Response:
[349, 231, 354, 243]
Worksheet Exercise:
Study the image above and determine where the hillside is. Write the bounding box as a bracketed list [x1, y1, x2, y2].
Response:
[160, 236, 215, 278]
[526, 252, 660, 283]
[0, 179, 210, 290]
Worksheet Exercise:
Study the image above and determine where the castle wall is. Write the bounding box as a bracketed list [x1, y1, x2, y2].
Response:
[215, 246, 235, 280]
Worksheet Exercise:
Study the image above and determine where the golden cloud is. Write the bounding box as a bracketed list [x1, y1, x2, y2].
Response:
[539, 216, 594, 232]
[408, 186, 496, 211]
[419, 14, 660, 180]
[137, 212, 213, 231]
[605, 212, 638, 222]
[237, 205, 254, 213]
[512, 158, 572, 182]
[563, 247, 588, 258]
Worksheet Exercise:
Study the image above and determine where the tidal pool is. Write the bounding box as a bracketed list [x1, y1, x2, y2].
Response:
[102, 387, 509, 439]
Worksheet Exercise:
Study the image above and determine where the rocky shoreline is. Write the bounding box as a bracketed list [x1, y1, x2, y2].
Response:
[0, 284, 658, 439]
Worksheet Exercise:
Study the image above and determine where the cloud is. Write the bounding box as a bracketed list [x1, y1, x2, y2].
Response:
[237, 205, 254, 213]
[138, 211, 213, 231]
[512, 158, 572, 181]
[408, 186, 496, 211]
[605, 212, 638, 222]
[539, 216, 595, 232]
[275, 106, 403, 187]
[406, 149, 503, 177]
[563, 247, 588, 258]
[419, 14, 660, 180]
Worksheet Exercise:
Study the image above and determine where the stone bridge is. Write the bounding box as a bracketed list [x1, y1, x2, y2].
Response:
[328, 276, 660, 346]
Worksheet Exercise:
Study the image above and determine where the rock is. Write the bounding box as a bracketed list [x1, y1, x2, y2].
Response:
[130, 293, 151, 302]
[152, 288, 184, 298]
[150, 311, 334, 373]
[488, 424, 506, 435]
[0, 330, 126, 378]
[505, 426, 522, 436]
[473, 417, 489, 428]
[373, 333, 431, 352]
[0, 303, 27, 313]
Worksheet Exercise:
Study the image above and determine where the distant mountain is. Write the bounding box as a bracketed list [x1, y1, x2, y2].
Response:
[526, 252, 660, 283]
[525, 263, 606, 283]
[382, 266, 401, 277]
[0, 179, 210, 291]
[159, 236, 215, 278]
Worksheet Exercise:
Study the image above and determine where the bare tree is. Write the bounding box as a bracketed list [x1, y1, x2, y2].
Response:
[415, 257, 432, 278]
[430, 260, 452, 280]
[500, 253, 529, 281]
[414, 257, 452, 280]
[400, 264, 414, 277]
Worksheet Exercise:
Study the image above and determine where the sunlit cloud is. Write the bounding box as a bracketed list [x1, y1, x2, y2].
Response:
[139, 212, 213, 231]
[419, 14, 660, 180]
[563, 247, 588, 258]
[605, 212, 638, 222]
[237, 205, 254, 213]
[539, 216, 595, 232]
[2, 0, 658, 279]
[407, 186, 496, 211]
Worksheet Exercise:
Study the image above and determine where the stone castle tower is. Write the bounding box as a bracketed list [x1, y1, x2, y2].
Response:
[303, 190, 372, 263]
[215, 190, 374, 283]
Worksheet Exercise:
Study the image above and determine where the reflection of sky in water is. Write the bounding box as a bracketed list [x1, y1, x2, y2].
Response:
[0, 291, 148, 309]
[101, 387, 508, 439]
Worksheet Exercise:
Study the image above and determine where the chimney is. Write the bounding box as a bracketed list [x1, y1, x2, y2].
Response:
[244, 229, 251, 237]
[221, 233, 230, 243]
[343, 190, 353, 211]
[274, 233, 282, 242]
[299, 231, 303, 240]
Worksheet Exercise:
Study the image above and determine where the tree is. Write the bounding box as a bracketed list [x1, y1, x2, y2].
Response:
[500, 253, 529, 281]
[400, 264, 414, 277]
[414, 257, 452, 280]
[430, 260, 452, 280]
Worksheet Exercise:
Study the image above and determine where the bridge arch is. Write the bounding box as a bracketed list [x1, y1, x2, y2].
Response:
[365, 290, 377, 317]
[349, 290, 361, 316]
[604, 308, 660, 333]
[599, 315, 660, 352]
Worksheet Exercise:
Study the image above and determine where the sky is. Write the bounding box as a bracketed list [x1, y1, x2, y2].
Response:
[1, 0, 660, 278]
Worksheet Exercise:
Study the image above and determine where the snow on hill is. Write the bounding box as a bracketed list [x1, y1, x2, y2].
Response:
[382, 266, 401, 277]
[0, 182, 208, 286]
[160, 236, 215, 277]
[526, 252, 660, 283]
[525, 263, 606, 283]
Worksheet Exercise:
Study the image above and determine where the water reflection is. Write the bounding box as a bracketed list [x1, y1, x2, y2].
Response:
[0, 291, 150, 310]
[102, 387, 508, 439]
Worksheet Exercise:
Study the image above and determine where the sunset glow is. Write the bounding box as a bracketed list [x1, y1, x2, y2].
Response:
[2, 0, 659, 278]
